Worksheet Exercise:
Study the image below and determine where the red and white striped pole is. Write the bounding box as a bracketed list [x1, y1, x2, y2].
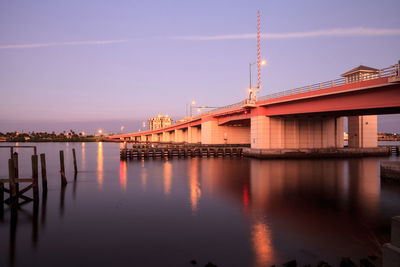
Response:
[257, 10, 261, 90]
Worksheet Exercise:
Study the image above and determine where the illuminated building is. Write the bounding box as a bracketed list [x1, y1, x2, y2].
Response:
[148, 114, 172, 130]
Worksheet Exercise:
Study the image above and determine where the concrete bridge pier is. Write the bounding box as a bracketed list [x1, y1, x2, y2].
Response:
[174, 129, 183, 143]
[250, 116, 344, 149]
[348, 115, 377, 148]
[188, 126, 201, 143]
[151, 134, 159, 142]
[162, 132, 170, 142]
[201, 120, 250, 145]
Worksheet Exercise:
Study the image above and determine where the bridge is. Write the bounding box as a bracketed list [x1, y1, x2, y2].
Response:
[110, 61, 400, 155]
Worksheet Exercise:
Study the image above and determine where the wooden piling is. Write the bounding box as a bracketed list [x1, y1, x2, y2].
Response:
[0, 182, 4, 206]
[72, 148, 78, 174]
[59, 150, 68, 186]
[0, 182, 3, 219]
[8, 159, 17, 199]
[13, 152, 19, 196]
[31, 155, 39, 202]
[40, 153, 47, 191]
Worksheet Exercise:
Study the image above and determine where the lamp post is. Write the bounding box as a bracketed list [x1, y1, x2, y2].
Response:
[248, 60, 266, 100]
[190, 100, 196, 118]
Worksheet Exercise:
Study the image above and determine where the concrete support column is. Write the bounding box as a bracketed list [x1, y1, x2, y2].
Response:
[162, 132, 170, 142]
[188, 126, 200, 143]
[270, 117, 284, 148]
[151, 134, 158, 142]
[201, 120, 250, 145]
[141, 135, 146, 142]
[175, 129, 183, 143]
[201, 121, 219, 144]
[348, 115, 377, 148]
[250, 116, 344, 149]
[335, 117, 344, 148]
[251, 116, 270, 149]
[182, 128, 188, 143]
[284, 118, 299, 148]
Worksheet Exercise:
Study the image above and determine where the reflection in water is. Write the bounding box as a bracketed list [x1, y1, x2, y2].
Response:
[164, 161, 172, 196]
[141, 161, 147, 191]
[189, 158, 201, 214]
[60, 185, 66, 217]
[97, 142, 103, 188]
[1, 142, 400, 267]
[4, 198, 44, 267]
[252, 220, 273, 267]
[81, 142, 86, 171]
[119, 160, 127, 192]
[350, 159, 380, 213]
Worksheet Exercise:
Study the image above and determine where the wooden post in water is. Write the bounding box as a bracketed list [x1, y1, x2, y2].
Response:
[40, 154, 47, 192]
[13, 152, 19, 197]
[72, 148, 78, 174]
[0, 182, 3, 220]
[8, 159, 17, 199]
[31, 155, 39, 202]
[59, 150, 68, 186]
[0, 182, 3, 203]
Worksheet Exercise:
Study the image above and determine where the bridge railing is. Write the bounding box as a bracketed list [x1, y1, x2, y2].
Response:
[257, 63, 399, 102]
[165, 62, 399, 126]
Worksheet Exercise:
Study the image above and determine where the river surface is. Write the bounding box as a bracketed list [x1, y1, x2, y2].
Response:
[0, 142, 400, 267]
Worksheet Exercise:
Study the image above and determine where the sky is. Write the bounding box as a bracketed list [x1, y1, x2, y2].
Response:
[0, 0, 400, 134]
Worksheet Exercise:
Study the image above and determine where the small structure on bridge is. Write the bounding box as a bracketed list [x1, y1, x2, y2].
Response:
[341, 65, 379, 83]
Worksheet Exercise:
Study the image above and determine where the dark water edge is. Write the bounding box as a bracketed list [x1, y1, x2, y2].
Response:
[1, 142, 400, 267]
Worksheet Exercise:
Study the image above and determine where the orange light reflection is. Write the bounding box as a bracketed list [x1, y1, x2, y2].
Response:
[189, 159, 201, 214]
[164, 161, 172, 196]
[97, 142, 103, 188]
[141, 161, 147, 191]
[119, 160, 127, 192]
[81, 142, 86, 171]
[252, 220, 273, 266]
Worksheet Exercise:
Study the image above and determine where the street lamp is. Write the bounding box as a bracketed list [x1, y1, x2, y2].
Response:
[248, 59, 266, 100]
[190, 100, 196, 117]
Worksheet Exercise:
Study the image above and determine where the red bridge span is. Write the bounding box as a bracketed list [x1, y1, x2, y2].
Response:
[110, 62, 400, 156]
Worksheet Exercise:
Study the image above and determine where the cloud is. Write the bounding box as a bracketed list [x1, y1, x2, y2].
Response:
[173, 27, 400, 40]
[0, 40, 127, 49]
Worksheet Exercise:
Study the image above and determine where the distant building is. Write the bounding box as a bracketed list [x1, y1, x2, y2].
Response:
[341, 65, 379, 83]
[148, 114, 172, 130]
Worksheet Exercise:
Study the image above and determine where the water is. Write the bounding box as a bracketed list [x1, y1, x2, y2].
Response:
[0, 142, 400, 267]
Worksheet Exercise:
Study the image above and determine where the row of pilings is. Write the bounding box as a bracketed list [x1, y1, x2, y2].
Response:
[120, 143, 248, 160]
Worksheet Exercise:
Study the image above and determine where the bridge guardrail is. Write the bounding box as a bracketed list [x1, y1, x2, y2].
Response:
[165, 62, 399, 128]
[257, 63, 399, 101]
